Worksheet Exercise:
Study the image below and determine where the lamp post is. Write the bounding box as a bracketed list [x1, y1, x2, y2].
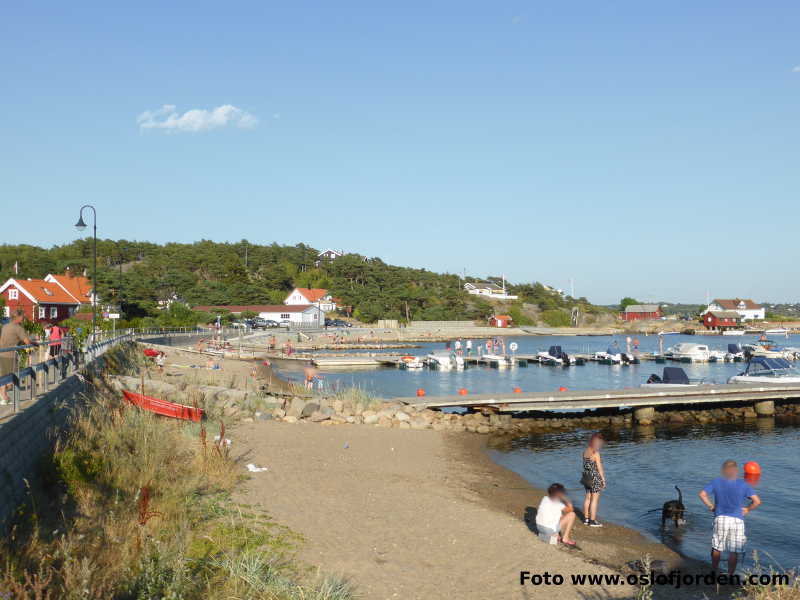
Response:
[75, 205, 97, 343]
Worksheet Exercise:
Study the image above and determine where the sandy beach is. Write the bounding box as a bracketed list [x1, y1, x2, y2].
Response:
[234, 420, 734, 600]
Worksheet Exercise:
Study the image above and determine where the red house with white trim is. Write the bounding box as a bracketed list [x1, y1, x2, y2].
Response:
[0, 278, 81, 324]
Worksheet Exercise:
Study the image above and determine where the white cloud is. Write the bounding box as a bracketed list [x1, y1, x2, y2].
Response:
[793, 65, 800, 73]
[137, 104, 259, 132]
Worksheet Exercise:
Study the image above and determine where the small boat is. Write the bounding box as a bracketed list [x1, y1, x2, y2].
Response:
[765, 328, 790, 335]
[658, 331, 680, 335]
[642, 367, 701, 388]
[122, 390, 204, 422]
[593, 351, 637, 365]
[725, 343, 746, 362]
[743, 339, 792, 359]
[668, 343, 711, 363]
[536, 345, 585, 366]
[426, 352, 464, 370]
[728, 357, 800, 384]
[399, 355, 425, 369]
[482, 353, 513, 368]
[722, 330, 746, 336]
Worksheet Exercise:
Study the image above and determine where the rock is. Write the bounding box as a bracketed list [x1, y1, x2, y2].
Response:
[450, 423, 466, 433]
[377, 416, 393, 428]
[272, 408, 286, 419]
[300, 402, 320, 418]
[395, 411, 411, 422]
[333, 399, 344, 413]
[398, 421, 411, 429]
[284, 416, 298, 423]
[432, 422, 448, 431]
[242, 417, 254, 423]
[310, 411, 331, 423]
[258, 413, 273, 421]
[286, 397, 306, 418]
[410, 417, 429, 430]
[476, 425, 491, 434]
[363, 414, 379, 425]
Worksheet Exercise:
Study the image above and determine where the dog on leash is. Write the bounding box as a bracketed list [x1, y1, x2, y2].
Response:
[661, 486, 686, 528]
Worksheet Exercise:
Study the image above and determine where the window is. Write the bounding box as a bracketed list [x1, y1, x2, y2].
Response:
[39, 306, 46, 318]
[50, 306, 58, 318]
[9, 289, 18, 300]
[281, 313, 290, 319]
[3, 307, 8, 318]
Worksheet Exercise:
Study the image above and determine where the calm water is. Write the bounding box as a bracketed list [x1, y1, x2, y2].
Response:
[276, 333, 800, 569]
[489, 422, 800, 570]
[290, 333, 800, 398]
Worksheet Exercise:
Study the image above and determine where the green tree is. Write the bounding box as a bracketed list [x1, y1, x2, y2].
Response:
[619, 297, 640, 311]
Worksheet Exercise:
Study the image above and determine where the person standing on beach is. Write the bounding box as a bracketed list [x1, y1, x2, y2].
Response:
[536, 483, 577, 547]
[0, 309, 35, 405]
[581, 433, 605, 527]
[699, 460, 761, 576]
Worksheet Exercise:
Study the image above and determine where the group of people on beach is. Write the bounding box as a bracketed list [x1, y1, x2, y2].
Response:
[536, 433, 762, 576]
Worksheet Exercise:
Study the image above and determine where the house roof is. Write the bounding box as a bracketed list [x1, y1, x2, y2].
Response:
[194, 304, 317, 314]
[625, 304, 660, 313]
[45, 272, 93, 303]
[708, 310, 741, 319]
[0, 278, 80, 305]
[712, 299, 762, 310]
[292, 288, 330, 303]
[466, 281, 502, 290]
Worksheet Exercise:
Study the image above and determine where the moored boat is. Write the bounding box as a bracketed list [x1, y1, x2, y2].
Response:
[642, 367, 701, 388]
[668, 343, 711, 363]
[728, 357, 800, 384]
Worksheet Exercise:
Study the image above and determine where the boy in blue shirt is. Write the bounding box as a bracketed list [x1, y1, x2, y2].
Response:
[699, 460, 761, 576]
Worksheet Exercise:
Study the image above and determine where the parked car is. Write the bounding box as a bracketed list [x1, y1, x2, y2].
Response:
[326, 318, 352, 328]
[250, 318, 280, 329]
[279, 319, 292, 328]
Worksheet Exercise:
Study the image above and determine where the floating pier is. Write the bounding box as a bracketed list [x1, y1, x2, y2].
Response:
[395, 383, 800, 421]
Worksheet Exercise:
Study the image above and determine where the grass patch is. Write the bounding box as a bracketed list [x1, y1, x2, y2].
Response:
[0, 365, 356, 599]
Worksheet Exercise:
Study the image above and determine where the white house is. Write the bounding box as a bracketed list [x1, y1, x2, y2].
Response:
[464, 281, 518, 301]
[703, 299, 765, 321]
[315, 249, 343, 267]
[284, 288, 338, 312]
[258, 304, 324, 326]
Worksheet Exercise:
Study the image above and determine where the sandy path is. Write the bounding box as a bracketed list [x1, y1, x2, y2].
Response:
[236, 421, 635, 600]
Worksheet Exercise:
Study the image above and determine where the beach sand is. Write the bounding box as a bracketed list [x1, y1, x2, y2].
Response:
[235, 421, 733, 600]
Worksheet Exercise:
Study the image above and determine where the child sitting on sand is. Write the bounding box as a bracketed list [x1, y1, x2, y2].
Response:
[535, 483, 577, 547]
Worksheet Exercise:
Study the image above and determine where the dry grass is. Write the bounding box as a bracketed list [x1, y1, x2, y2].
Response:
[0, 348, 356, 599]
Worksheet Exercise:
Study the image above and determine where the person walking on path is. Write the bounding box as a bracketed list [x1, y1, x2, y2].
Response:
[0, 309, 35, 405]
[581, 433, 606, 527]
[536, 483, 577, 547]
[699, 460, 761, 576]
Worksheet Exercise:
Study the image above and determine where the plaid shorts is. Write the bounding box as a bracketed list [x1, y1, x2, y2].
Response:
[712, 516, 746, 553]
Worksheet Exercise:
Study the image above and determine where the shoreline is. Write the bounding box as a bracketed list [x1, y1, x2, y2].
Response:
[450, 433, 707, 575]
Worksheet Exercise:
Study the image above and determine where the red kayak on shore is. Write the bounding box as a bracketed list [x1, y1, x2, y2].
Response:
[122, 390, 204, 422]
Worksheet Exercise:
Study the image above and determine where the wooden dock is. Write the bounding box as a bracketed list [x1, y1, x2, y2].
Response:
[395, 383, 800, 418]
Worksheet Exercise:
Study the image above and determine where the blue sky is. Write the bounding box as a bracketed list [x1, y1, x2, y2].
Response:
[2, 1, 799, 304]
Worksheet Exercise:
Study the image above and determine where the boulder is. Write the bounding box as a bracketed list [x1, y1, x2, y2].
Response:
[310, 411, 331, 423]
[284, 416, 298, 423]
[363, 414, 379, 425]
[409, 417, 429, 430]
[286, 397, 306, 418]
[301, 402, 320, 418]
[395, 411, 411, 422]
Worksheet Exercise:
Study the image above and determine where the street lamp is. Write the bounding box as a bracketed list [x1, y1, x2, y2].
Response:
[75, 205, 97, 343]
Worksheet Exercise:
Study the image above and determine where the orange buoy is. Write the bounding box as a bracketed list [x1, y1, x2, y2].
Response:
[416, 388, 426, 397]
[513, 387, 522, 393]
[458, 388, 468, 396]
[744, 461, 761, 475]
[558, 386, 568, 392]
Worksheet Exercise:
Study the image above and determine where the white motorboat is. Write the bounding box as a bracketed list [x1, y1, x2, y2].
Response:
[724, 343, 746, 362]
[765, 328, 790, 336]
[722, 330, 746, 336]
[482, 353, 512, 368]
[728, 357, 800, 384]
[536, 345, 585, 366]
[593, 351, 637, 365]
[642, 367, 701, 388]
[426, 352, 464, 370]
[399, 355, 425, 369]
[668, 343, 711, 363]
